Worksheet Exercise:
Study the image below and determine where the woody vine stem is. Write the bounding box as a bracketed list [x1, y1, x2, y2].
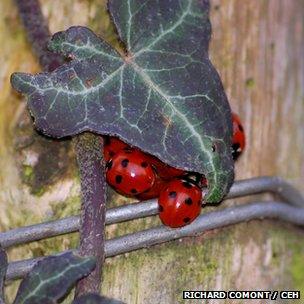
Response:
[15, 0, 106, 297]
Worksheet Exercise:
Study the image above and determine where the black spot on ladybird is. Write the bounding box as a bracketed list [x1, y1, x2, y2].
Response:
[169, 191, 177, 198]
[121, 159, 129, 167]
[131, 188, 138, 194]
[141, 161, 148, 168]
[106, 160, 113, 170]
[183, 217, 191, 223]
[182, 181, 193, 189]
[109, 151, 115, 157]
[115, 175, 122, 184]
[238, 124, 244, 132]
[185, 197, 193, 205]
[159, 205, 164, 212]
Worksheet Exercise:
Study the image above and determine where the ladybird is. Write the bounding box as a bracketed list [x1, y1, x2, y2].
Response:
[135, 176, 168, 200]
[144, 154, 185, 180]
[106, 148, 156, 196]
[158, 179, 203, 228]
[103, 136, 128, 162]
[231, 112, 245, 160]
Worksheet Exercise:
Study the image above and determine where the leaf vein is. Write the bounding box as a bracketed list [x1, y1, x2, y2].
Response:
[133, 0, 192, 57]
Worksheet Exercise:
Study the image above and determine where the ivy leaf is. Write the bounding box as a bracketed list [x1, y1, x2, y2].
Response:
[13, 252, 96, 304]
[11, 0, 234, 202]
[73, 294, 125, 304]
[0, 247, 7, 304]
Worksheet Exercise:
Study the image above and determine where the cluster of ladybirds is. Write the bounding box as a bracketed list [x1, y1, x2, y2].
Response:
[104, 112, 245, 228]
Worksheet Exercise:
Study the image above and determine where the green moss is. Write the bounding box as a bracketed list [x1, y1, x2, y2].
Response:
[268, 225, 304, 300]
[275, 227, 304, 302]
[22, 165, 34, 183]
[33, 186, 48, 197]
[269, 228, 287, 268]
[50, 195, 81, 219]
[174, 243, 218, 295]
[245, 78, 255, 88]
[290, 244, 304, 295]
[101, 228, 235, 304]
[21, 164, 48, 196]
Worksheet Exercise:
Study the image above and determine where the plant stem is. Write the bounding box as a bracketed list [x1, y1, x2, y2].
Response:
[73, 133, 106, 296]
[0, 248, 7, 304]
[15, 0, 63, 72]
[15, 0, 107, 297]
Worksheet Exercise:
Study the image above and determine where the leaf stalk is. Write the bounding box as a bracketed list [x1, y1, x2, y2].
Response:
[73, 134, 106, 296]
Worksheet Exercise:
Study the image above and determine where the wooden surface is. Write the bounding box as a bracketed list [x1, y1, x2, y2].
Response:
[0, 1, 303, 303]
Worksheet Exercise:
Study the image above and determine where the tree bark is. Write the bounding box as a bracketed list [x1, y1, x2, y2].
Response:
[0, 0, 303, 303]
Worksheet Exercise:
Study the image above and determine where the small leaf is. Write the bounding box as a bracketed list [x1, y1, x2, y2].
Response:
[13, 252, 96, 304]
[11, 0, 234, 202]
[73, 293, 125, 304]
[0, 247, 7, 304]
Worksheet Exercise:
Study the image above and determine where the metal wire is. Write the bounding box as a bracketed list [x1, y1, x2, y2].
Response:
[0, 176, 303, 248]
[1, 176, 303, 281]
[6, 200, 304, 281]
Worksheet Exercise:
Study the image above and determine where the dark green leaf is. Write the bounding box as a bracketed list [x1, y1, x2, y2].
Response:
[0, 247, 7, 304]
[11, 0, 234, 202]
[13, 252, 96, 304]
[73, 294, 125, 304]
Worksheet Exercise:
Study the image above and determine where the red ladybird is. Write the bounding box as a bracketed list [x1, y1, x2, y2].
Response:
[231, 112, 246, 160]
[144, 154, 185, 180]
[135, 176, 168, 200]
[103, 136, 128, 162]
[106, 148, 156, 196]
[158, 179, 203, 228]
